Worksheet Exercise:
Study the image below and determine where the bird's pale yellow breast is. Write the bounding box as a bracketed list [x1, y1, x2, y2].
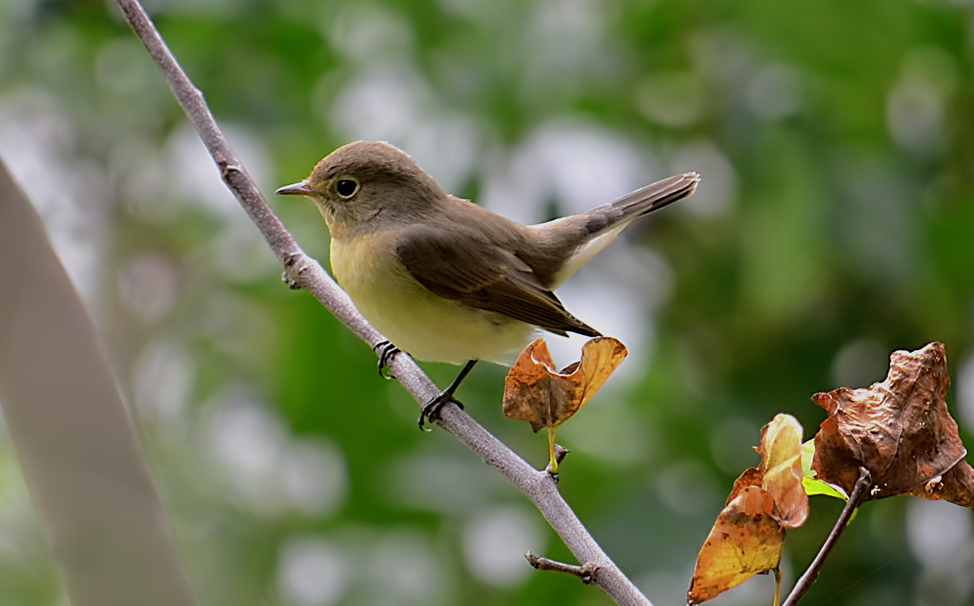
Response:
[329, 231, 534, 364]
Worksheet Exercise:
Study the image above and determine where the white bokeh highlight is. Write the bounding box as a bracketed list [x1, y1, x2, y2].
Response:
[830, 338, 890, 389]
[958, 352, 974, 431]
[654, 459, 722, 518]
[887, 76, 943, 155]
[277, 536, 351, 606]
[907, 499, 974, 604]
[363, 531, 446, 605]
[482, 120, 658, 223]
[0, 89, 108, 306]
[388, 451, 510, 515]
[201, 386, 348, 517]
[462, 507, 546, 586]
[131, 338, 193, 429]
[326, 61, 481, 193]
[671, 139, 736, 219]
[118, 252, 181, 323]
[324, 2, 415, 65]
[746, 63, 803, 122]
[907, 499, 972, 570]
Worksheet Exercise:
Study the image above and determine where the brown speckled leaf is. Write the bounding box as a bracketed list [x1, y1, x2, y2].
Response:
[811, 342, 968, 500]
[687, 485, 784, 605]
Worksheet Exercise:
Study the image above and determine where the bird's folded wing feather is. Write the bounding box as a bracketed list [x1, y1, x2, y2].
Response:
[395, 227, 600, 337]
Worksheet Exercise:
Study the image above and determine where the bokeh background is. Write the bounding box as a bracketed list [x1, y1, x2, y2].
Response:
[2, 0, 974, 604]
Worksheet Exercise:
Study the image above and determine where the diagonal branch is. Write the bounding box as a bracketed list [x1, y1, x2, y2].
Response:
[112, 1, 653, 604]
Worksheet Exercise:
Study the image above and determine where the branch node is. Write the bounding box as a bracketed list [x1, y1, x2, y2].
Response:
[525, 553, 599, 584]
[554, 444, 570, 465]
[282, 253, 309, 290]
[219, 160, 240, 180]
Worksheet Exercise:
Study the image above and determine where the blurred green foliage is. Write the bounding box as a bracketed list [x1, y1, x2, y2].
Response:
[2, 0, 974, 605]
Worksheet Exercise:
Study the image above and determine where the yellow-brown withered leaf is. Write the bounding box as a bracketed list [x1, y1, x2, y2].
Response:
[503, 337, 627, 432]
[687, 485, 784, 604]
[687, 414, 808, 603]
[757, 414, 808, 529]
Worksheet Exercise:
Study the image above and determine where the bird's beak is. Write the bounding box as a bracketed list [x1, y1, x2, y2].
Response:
[275, 180, 313, 196]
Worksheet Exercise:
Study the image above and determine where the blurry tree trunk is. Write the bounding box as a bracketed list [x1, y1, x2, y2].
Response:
[0, 157, 198, 606]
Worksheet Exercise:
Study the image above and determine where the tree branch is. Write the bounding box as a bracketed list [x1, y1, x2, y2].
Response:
[526, 553, 599, 584]
[112, 1, 652, 604]
[781, 467, 872, 606]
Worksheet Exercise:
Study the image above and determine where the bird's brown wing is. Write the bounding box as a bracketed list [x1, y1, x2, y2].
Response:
[396, 226, 600, 337]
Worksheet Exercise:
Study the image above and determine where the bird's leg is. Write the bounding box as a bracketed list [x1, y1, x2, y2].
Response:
[419, 359, 478, 430]
[373, 340, 401, 379]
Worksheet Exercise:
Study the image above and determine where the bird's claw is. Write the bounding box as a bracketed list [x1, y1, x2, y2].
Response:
[374, 340, 401, 379]
[418, 391, 464, 430]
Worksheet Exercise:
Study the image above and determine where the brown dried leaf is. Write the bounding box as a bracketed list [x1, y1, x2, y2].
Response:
[811, 342, 968, 500]
[909, 459, 974, 509]
[687, 485, 784, 604]
[502, 337, 627, 432]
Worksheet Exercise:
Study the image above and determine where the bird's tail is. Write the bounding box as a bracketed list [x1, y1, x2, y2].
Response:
[579, 172, 699, 237]
[535, 172, 699, 287]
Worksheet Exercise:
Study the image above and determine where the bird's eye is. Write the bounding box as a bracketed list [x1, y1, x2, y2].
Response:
[335, 178, 359, 199]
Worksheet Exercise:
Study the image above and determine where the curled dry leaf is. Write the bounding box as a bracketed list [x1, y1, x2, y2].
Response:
[503, 337, 627, 471]
[811, 342, 970, 502]
[688, 414, 807, 604]
[757, 414, 809, 529]
[909, 459, 974, 509]
[503, 337, 627, 432]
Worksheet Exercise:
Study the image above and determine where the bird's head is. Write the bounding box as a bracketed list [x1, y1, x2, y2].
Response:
[276, 140, 446, 237]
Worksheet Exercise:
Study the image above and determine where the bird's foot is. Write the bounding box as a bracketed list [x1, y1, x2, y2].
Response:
[373, 340, 401, 379]
[417, 359, 478, 430]
[418, 391, 464, 431]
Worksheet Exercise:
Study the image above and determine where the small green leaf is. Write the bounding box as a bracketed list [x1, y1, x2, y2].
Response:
[801, 440, 848, 500]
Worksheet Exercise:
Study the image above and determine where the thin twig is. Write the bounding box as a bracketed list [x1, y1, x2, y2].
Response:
[112, 1, 652, 604]
[526, 553, 599, 584]
[781, 467, 872, 606]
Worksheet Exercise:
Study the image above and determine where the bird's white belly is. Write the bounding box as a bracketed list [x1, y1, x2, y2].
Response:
[331, 233, 535, 364]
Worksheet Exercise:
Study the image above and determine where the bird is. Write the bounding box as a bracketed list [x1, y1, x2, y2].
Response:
[277, 140, 698, 427]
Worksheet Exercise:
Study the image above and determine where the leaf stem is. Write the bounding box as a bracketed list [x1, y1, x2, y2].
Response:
[773, 567, 781, 606]
[548, 428, 559, 473]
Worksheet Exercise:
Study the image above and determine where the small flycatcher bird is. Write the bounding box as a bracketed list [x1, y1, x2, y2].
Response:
[277, 141, 698, 426]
